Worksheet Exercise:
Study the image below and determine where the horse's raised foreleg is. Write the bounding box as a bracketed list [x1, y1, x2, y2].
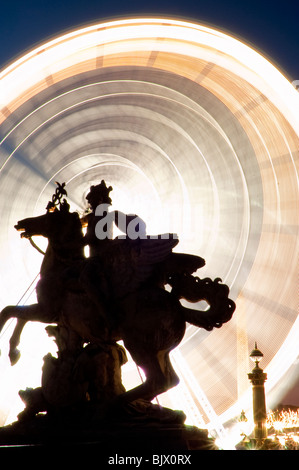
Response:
[9, 319, 27, 365]
[0, 304, 51, 365]
[0, 304, 45, 330]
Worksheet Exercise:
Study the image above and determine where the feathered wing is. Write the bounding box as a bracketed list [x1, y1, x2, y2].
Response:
[102, 235, 176, 297]
[103, 235, 205, 298]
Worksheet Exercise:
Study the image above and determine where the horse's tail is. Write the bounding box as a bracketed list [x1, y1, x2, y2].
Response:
[179, 277, 236, 331]
[181, 299, 235, 331]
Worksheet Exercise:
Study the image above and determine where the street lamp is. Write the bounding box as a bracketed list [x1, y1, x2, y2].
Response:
[248, 342, 267, 443]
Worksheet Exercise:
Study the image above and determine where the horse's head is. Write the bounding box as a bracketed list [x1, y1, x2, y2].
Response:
[15, 213, 50, 239]
[15, 209, 84, 257]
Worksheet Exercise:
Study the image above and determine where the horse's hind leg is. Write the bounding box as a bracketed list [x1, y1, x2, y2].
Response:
[118, 349, 179, 404]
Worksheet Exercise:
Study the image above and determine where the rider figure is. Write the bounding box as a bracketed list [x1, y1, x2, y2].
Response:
[81, 180, 114, 257]
[81, 180, 146, 252]
[80, 180, 146, 330]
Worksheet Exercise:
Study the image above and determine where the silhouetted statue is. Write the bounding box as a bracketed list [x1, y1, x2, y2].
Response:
[0, 181, 235, 420]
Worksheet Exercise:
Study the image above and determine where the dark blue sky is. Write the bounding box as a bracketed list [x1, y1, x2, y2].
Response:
[0, 0, 298, 80]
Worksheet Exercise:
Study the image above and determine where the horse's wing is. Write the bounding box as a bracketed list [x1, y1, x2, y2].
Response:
[159, 252, 205, 275]
[105, 235, 179, 297]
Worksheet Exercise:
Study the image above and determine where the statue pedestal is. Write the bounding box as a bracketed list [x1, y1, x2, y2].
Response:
[0, 402, 217, 451]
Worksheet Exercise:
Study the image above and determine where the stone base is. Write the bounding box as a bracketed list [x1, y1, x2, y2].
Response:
[0, 402, 217, 451]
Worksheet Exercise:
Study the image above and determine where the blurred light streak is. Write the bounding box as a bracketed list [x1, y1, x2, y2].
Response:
[1, 19, 298, 130]
[171, 349, 227, 441]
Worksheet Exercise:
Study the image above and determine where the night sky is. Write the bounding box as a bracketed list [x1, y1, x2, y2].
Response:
[0, 1, 298, 407]
[0, 0, 298, 81]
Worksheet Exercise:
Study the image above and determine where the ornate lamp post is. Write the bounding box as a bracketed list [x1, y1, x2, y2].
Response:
[248, 342, 267, 443]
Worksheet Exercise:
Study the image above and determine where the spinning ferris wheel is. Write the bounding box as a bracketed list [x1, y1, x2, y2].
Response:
[0, 18, 298, 439]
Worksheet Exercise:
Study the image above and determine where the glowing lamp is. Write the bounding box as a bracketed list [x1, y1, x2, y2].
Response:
[249, 342, 264, 366]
